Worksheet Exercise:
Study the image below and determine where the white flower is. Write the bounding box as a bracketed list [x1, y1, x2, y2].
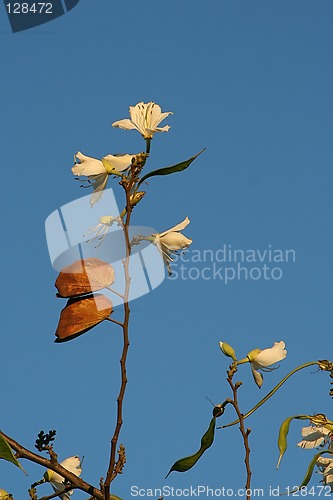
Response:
[112, 101, 172, 139]
[72, 152, 134, 206]
[316, 455, 333, 491]
[248, 341, 287, 388]
[152, 217, 192, 275]
[44, 456, 82, 500]
[297, 426, 332, 449]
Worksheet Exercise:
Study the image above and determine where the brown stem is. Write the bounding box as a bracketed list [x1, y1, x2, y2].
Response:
[104, 165, 138, 498]
[226, 372, 252, 500]
[103, 153, 149, 499]
[0, 431, 103, 500]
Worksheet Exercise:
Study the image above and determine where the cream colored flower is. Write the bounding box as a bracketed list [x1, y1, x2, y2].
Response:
[297, 426, 331, 449]
[247, 341, 287, 388]
[72, 152, 134, 206]
[152, 217, 192, 275]
[112, 101, 172, 139]
[44, 456, 82, 500]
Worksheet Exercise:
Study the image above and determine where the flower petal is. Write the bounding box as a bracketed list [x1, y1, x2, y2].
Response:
[147, 102, 172, 128]
[159, 217, 190, 238]
[253, 341, 287, 368]
[72, 152, 106, 176]
[160, 232, 192, 250]
[297, 426, 331, 449]
[112, 119, 138, 132]
[146, 125, 171, 135]
[47, 456, 82, 499]
[251, 364, 263, 388]
[89, 173, 109, 206]
[102, 153, 134, 172]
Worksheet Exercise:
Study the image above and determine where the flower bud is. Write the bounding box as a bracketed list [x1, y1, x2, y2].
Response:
[219, 341, 237, 361]
[130, 191, 146, 207]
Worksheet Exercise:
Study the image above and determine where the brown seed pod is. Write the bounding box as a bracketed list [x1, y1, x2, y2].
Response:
[55, 293, 113, 342]
[55, 258, 115, 298]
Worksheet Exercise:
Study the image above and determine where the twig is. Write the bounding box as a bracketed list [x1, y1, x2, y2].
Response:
[105, 317, 124, 328]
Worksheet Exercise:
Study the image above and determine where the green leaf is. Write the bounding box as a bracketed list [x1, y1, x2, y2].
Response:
[165, 417, 215, 478]
[0, 434, 27, 475]
[110, 496, 123, 500]
[276, 415, 309, 469]
[138, 149, 205, 187]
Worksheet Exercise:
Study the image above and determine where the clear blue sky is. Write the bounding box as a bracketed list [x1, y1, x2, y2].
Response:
[1, 0, 333, 498]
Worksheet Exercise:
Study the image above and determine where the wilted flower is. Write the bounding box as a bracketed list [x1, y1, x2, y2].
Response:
[112, 101, 172, 139]
[246, 341, 287, 388]
[72, 152, 134, 206]
[297, 425, 332, 449]
[316, 455, 333, 491]
[44, 456, 82, 500]
[152, 217, 192, 275]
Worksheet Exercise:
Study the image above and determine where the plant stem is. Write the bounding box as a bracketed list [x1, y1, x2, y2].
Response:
[226, 371, 252, 500]
[104, 153, 148, 498]
[104, 196, 132, 499]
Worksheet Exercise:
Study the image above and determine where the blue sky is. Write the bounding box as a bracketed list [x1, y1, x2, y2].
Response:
[1, 0, 333, 498]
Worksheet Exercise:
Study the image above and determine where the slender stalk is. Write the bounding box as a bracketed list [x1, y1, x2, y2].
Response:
[104, 190, 132, 498]
[104, 152, 148, 498]
[226, 374, 252, 500]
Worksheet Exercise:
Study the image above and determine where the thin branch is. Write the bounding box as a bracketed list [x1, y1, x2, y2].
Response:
[105, 317, 124, 328]
[0, 431, 104, 500]
[106, 287, 125, 300]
